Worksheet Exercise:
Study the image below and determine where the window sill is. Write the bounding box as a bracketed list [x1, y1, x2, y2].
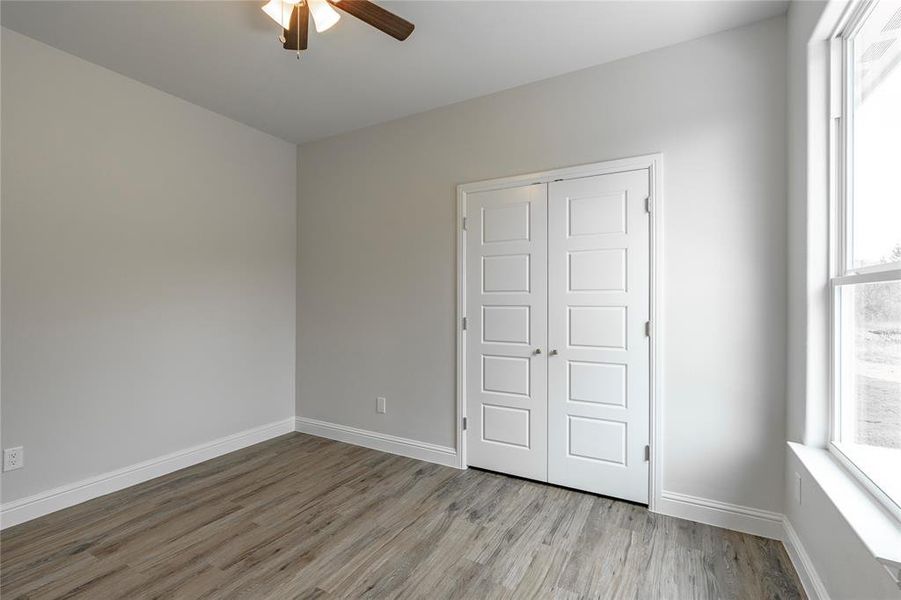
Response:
[788, 442, 901, 586]
[831, 442, 901, 521]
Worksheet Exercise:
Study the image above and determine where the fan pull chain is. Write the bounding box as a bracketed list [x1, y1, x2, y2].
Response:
[296, 2, 301, 59]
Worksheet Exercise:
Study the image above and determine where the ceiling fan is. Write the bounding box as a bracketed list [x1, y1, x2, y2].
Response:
[261, 0, 414, 55]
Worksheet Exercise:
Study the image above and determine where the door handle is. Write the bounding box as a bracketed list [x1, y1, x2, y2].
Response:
[549, 349, 558, 356]
[533, 348, 542, 355]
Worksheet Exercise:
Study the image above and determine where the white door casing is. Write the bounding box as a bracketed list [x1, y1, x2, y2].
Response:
[465, 183, 548, 481]
[547, 170, 650, 503]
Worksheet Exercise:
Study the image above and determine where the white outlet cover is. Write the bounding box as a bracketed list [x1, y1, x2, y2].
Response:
[377, 397, 387, 414]
[4, 447, 24, 471]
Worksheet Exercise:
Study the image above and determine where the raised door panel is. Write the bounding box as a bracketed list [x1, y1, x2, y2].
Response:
[568, 249, 626, 292]
[568, 306, 627, 349]
[483, 255, 531, 293]
[482, 306, 530, 345]
[568, 361, 627, 407]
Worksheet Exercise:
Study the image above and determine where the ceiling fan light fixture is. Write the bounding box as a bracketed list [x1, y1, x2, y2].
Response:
[308, 0, 341, 33]
[262, 0, 294, 30]
[260, 0, 413, 55]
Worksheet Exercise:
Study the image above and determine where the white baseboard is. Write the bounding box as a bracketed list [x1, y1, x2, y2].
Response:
[294, 416, 459, 468]
[0, 417, 295, 530]
[655, 490, 784, 540]
[656, 493, 829, 597]
[782, 516, 831, 600]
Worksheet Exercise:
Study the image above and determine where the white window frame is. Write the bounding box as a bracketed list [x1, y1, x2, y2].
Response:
[828, 0, 901, 523]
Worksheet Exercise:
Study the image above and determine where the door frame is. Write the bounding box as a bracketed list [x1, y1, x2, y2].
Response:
[455, 153, 664, 512]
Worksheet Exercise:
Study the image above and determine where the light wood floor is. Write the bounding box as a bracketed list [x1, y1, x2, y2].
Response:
[1, 433, 804, 599]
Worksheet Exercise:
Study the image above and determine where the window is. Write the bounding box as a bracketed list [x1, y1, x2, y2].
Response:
[831, 0, 901, 519]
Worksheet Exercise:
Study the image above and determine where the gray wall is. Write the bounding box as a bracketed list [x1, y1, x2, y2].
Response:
[1, 29, 297, 503]
[297, 17, 789, 513]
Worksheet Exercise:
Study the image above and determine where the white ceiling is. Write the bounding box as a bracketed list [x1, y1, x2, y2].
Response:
[2, 1, 788, 144]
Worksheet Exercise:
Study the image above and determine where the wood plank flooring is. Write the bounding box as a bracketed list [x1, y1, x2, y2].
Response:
[0, 433, 804, 599]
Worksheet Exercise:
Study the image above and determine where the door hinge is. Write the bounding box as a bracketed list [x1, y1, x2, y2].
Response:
[463, 417, 468, 431]
[462, 217, 467, 230]
[645, 196, 653, 213]
[644, 445, 650, 462]
[645, 321, 652, 337]
[462, 317, 467, 330]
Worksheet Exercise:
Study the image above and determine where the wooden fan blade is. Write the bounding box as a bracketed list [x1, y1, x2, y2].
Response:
[283, 3, 309, 51]
[330, 0, 414, 41]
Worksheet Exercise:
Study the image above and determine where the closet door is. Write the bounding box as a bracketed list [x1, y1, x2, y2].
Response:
[466, 183, 548, 482]
[547, 170, 650, 503]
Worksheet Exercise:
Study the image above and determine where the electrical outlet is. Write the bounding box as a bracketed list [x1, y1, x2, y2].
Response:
[794, 472, 802, 505]
[3, 447, 24, 472]
[377, 397, 387, 414]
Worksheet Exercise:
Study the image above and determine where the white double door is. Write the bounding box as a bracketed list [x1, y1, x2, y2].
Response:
[465, 169, 650, 504]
